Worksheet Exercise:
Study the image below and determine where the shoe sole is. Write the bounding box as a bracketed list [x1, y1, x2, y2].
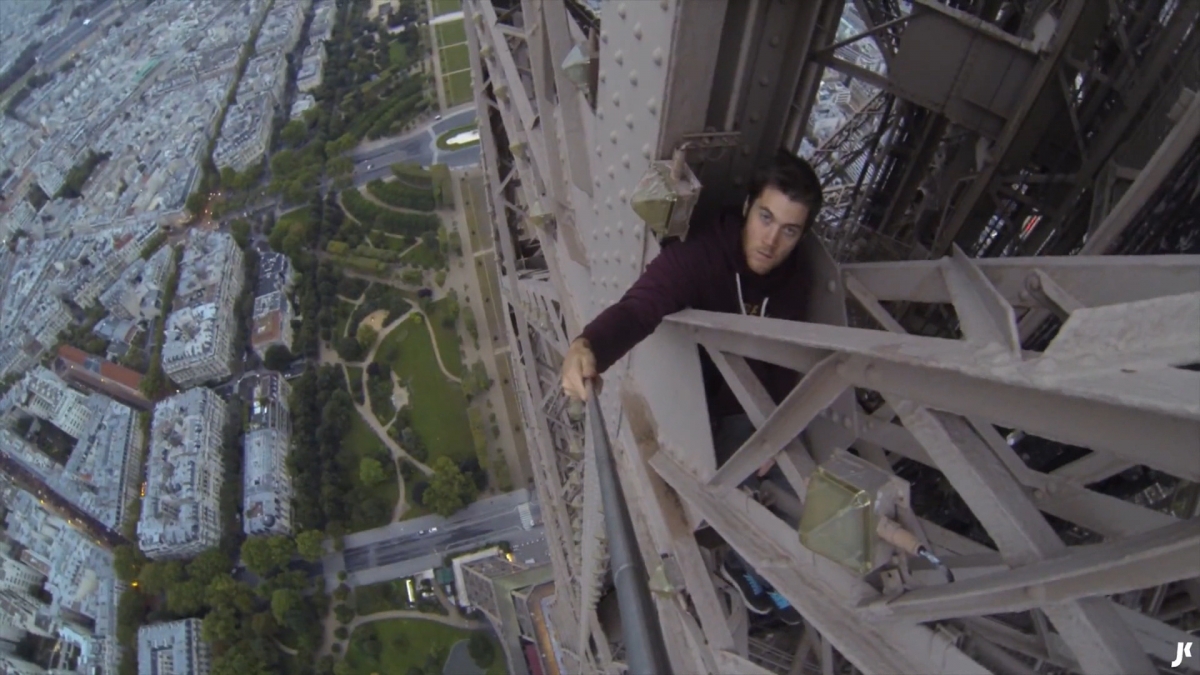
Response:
[717, 565, 772, 615]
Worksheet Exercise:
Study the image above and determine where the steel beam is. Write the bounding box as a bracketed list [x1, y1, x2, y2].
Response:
[708, 353, 848, 489]
[862, 519, 1200, 624]
[666, 310, 1200, 482]
[842, 255, 1200, 310]
[893, 406, 1154, 674]
[651, 451, 990, 675]
[930, 0, 1088, 255]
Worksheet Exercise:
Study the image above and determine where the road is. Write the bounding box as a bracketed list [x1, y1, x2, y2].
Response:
[347, 106, 481, 186]
[0, 450, 129, 549]
[38, 0, 124, 67]
[333, 489, 550, 586]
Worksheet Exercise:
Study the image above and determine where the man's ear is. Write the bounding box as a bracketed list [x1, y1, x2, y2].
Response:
[743, 197, 750, 217]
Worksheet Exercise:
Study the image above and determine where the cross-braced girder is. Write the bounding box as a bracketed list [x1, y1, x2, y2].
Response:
[465, 1, 1200, 673]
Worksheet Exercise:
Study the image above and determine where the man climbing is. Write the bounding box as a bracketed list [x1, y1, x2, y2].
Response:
[560, 150, 823, 625]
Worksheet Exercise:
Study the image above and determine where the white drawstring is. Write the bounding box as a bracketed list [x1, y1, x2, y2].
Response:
[736, 273, 769, 317]
[736, 273, 746, 315]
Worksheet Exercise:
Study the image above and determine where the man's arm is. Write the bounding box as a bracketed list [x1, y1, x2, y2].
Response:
[578, 235, 712, 373]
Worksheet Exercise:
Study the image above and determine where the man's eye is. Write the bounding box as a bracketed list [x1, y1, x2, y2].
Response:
[760, 210, 772, 222]
[784, 226, 801, 238]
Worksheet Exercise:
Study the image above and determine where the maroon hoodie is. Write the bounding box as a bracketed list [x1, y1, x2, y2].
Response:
[579, 211, 807, 426]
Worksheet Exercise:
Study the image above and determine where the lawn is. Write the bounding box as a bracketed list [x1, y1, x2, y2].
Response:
[272, 205, 314, 245]
[426, 296, 465, 377]
[399, 240, 446, 269]
[354, 579, 410, 616]
[435, 122, 479, 150]
[439, 43, 470, 73]
[345, 619, 505, 675]
[334, 298, 357, 339]
[444, 70, 474, 107]
[435, 18, 467, 46]
[346, 365, 365, 404]
[431, 0, 461, 17]
[342, 409, 399, 531]
[376, 315, 473, 465]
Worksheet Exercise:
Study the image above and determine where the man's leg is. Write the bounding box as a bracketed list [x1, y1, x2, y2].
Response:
[711, 415, 800, 624]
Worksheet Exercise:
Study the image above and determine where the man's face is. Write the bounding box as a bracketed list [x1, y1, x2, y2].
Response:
[742, 186, 809, 275]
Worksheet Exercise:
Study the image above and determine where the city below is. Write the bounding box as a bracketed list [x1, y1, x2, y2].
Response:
[0, 1, 551, 674]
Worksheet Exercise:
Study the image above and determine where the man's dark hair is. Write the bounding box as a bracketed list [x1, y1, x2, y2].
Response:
[746, 150, 823, 228]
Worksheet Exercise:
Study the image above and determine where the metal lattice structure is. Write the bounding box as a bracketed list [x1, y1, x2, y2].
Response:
[462, 0, 1200, 673]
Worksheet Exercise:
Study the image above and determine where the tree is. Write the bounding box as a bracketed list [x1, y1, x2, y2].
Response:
[295, 530, 325, 562]
[337, 335, 364, 361]
[421, 456, 477, 516]
[139, 560, 184, 596]
[112, 544, 146, 583]
[400, 268, 422, 285]
[166, 579, 207, 616]
[468, 632, 496, 667]
[250, 611, 279, 638]
[281, 119, 309, 147]
[220, 166, 238, 189]
[230, 218, 251, 248]
[186, 191, 207, 215]
[333, 662, 353, 675]
[187, 548, 229, 586]
[263, 344, 293, 372]
[270, 588, 303, 625]
[359, 457, 386, 486]
[206, 575, 256, 614]
[357, 324, 377, 350]
[240, 535, 294, 577]
[201, 606, 239, 646]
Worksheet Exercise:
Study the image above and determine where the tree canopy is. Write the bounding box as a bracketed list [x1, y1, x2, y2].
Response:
[422, 456, 477, 517]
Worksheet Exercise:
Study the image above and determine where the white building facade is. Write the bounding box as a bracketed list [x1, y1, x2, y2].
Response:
[243, 372, 293, 536]
[137, 388, 227, 559]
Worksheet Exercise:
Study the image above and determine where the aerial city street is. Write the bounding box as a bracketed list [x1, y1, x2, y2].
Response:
[0, 1, 542, 674]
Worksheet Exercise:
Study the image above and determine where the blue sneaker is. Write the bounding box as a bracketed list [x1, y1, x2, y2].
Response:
[719, 561, 773, 615]
[767, 591, 802, 625]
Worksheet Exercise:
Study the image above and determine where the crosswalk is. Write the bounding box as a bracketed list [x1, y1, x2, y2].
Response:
[518, 503, 534, 530]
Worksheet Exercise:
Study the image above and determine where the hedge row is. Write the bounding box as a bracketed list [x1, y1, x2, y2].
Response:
[366, 178, 436, 212]
[329, 254, 388, 274]
[390, 163, 434, 189]
[342, 188, 439, 237]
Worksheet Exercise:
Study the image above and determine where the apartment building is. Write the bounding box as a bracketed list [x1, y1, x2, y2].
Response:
[137, 388, 227, 559]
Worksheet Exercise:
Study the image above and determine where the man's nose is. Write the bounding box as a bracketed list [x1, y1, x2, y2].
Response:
[762, 225, 781, 249]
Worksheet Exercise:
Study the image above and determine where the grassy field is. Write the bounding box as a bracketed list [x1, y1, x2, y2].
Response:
[354, 579, 409, 615]
[399, 240, 445, 269]
[343, 409, 399, 530]
[439, 43, 470, 73]
[426, 296, 464, 377]
[444, 70, 474, 107]
[436, 122, 479, 150]
[435, 18, 467, 46]
[376, 315, 473, 465]
[334, 298, 357, 339]
[345, 619, 505, 675]
[346, 365, 365, 404]
[431, 0, 461, 17]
